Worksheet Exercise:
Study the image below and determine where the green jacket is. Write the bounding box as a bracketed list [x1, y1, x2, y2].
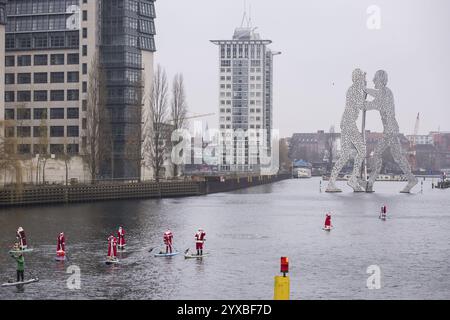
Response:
[12, 255, 24, 271]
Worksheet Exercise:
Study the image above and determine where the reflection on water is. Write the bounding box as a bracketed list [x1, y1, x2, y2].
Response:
[0, 178, 449, 299]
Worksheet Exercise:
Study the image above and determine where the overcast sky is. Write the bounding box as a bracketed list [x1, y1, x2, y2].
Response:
[154, 0, 450, 138]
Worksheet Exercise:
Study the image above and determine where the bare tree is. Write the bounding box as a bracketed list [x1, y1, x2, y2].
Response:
[170, 73, 188, 177]
[0, 119, 23, 189]
[84, 55, 112, 183]
[143, 65, 169, 182]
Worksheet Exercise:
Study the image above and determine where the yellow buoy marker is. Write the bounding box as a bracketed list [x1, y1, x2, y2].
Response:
[274, 257, 290, 300]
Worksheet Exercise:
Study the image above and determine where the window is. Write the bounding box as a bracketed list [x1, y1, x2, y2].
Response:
[34, 54, 48, 65]
[82, 63, 87, 74]
[34, 72, 48, 83]
[17, 91, 31, 102]
[50, 33, 65, 47]
[82, 10, 87, 21]
[82, 45, 87, 56]
[34, 144, 48, 154]
[50, 54, 64, 65]
[67, 144, 79, 154]
[34, 90, 48, 101]
[33, 127, 47, 138]
[50, 108, 65, 119]
[67, 90, 79, 101]
[5, 73, 15, 84]
[50, 90, 65, 101]
[82, 81, 87, 93]
[18, 144, 31, 154]
[50, 127, 64, 138]
[17, 108, 31, 120]
[82, 28, 87, 38]
[82, 100, 87, 111]
[17, 55, 31, 66]
[67, 108, 79, 119]
[51, 72, 65, 83]
[33, 108, 47, 120]
[67, 53, 79, 64]
[5, 109, 15, 120]
[5, 91, 15, 102]
[17, 126, 31, 137]
[67, 126, 79, 137]
[5, 127, 15, 138]
[67, 71, 79, 83]
[17, 73, 31, 84]
[50, 144, 64, 154]
[5, 56, 15, 67]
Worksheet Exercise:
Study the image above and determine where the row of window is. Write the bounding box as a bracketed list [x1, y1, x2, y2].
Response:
[220, 108, 262, 113]
[6, 144, 80, 155]
[5, 107, 80, 120]
[220, 45, 265, 59]
[6, 0, 79, 16]
[5, 53, 79, 67]
[6, 72, 80, 85]
[6, 126, 80, 138]
[5, 32, 79, 50]
[5, 90, 80, 102]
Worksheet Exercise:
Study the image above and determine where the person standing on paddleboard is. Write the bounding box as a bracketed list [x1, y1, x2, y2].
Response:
[163, 230, 173, 253]
[10, 252, 25, 282]
[195, 228, 206, 256]
[57, 232, 65, 257]
[107, 234, 118, 260]
[16, 227, 27, 250]
[324, 214, 332, 229]
[117, 226, 125, 248]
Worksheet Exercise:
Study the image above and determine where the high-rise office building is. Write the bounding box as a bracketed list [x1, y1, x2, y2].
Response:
[2, 0, 156, 179]
[211, 25, 279, 172]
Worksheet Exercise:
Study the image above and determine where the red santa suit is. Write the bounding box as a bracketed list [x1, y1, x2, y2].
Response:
[107, 235, 117, 258]
[57, 233, 65, 256]
[324, 215, 331, 228]
[117, 227, 125, 247]
[195, 229, 206, 251]
[163, 230, 173, 253]
[16, 227, 27, 249]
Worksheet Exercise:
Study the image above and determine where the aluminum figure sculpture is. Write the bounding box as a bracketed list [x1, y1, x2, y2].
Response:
[362, 70, 418, 193]
[326, 69, 367, 192]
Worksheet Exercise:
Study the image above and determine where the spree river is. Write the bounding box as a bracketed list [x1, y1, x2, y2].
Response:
[0, 178, 449, 300]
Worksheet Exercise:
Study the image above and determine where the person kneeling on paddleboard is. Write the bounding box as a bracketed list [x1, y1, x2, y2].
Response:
[57, 232, 65, 257]
[10, 252, 25, 282]
[16, 227, 27, 250]
[163, 230, 173, 254]
[117, 226, 126, 248]
[324, 213, 332, 230]
[195, 228, 206, 256]
[107, 234, 118, 260]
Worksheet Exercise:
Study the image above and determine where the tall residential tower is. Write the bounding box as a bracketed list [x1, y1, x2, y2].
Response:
[211, 24, 278, 173]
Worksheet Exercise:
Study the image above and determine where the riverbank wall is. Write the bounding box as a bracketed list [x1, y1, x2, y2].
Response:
[0, 173, 291, 207]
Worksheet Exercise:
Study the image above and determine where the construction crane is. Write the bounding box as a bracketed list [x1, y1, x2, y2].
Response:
[166, 112, 215, 123]
[407, 112, 420, 171]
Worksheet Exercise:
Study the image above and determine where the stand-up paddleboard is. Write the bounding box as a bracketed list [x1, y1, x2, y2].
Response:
[379, 216, 387, 221]
[184, 252, 210, 259]
[322, 226, 334, 231]
[2, 278, 39, 287]
[55, 255, 66, 261]
[9, 248, 34, 254]
[154, 251, 179, 257]
[105, 258, 120, 265]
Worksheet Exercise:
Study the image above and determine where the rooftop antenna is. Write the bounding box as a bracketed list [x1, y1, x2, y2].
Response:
[248, 4, 252, 28]
[240, 0, 247, 27]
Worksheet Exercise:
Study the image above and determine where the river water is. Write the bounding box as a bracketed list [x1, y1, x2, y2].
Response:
[0, 178, 449, 300]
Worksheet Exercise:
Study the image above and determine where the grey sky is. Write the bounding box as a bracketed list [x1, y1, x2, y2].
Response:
[155, 0, 450, 138]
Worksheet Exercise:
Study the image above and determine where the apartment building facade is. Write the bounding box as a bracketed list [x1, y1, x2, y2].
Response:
[2, 0, 156, 180]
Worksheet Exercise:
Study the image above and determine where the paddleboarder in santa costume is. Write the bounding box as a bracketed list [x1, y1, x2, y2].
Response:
[195, 228, 206, 256]
[16, 227, 27, 250]
[107, 234, 118, 260]
[324, 213, 332, 230]
[117, 226, 126, 249]
[163, 230, 173, 254]
[56, 232, 65, 258]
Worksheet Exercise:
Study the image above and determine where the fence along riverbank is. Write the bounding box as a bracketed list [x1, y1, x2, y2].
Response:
[0, 174, 291, 207]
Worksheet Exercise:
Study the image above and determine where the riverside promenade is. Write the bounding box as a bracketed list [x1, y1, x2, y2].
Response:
[0, 173, 291, 207]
